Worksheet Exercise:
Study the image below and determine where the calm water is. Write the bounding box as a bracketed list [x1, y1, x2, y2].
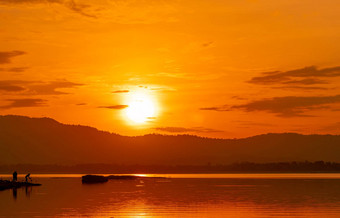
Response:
[1, 174, 340, 217]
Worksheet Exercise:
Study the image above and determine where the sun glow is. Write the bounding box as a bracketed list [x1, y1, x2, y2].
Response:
[125, 92, 157, 124]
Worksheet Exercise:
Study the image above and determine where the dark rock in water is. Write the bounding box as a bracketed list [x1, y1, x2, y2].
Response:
[82, 175, 108, 184]
[81, 174, 166, 184]
[0, 180, 41, 191]
[106, 175, 138, 180]
[107, 175, 166, 180]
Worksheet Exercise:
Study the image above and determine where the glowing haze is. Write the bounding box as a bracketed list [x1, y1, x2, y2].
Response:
[0, 0, 340, 138]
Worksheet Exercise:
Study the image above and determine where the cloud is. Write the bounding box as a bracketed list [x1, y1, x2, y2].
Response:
[281, 78, 328, 85]
[0, 98, 47, 109]
[2, 0, 59, 2]
[271, 86, 329, 90]
[202, 41, 214, 47]
[200, 106, 230, 112]
[76, 103, 87, 106]
[63, 0, 97, 18]
[27, 80, 83, 95]
[154, 126, 223, 133]
[248, 66, 340, 90]
[98, 105, 128, 110]
[8, 67, 28, 72]
[321, 122, 340, 132]
[246, 66, 340, 90]
[150, 87, 176, 92]
[112, 90, 129, 93]
[232, 120, 275, 127]
[0, 80, 83, 95]
[0, 0, 97, 18]
[232, 95, 340, 117]
[0, 51, 26, 64]
[201, 95, 340, 117]
[0, 84, 26, 92]
[0, 80, 29, 92]
[231, 96, 247, 100]
[1, 0, 179, 24]
[0, 67, 28, 72]
[249, 66, 340, 85]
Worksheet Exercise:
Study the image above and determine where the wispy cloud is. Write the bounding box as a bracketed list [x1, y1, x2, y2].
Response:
[76, 103, 87, 106]
[0, 0, 97, 18]
[153, 126, 223, 133]
[249, 66, 340, 86]
[98, 105, 128, 109]
[27, 80, 83, 95]
[200, 106, 230, 112]
[0, 82, 26, 92]
[0, 0, 179, 24]
[0, 51, 26, 64]
[63, 0, 97, 18]
[201, 95, 340, 117]
[149, 87, 176, 92]
[232, 95, 340, 117]
[0, 79, 83, 95]
[112, 90, 129, 93]
[321, 122, 340, 132]
[0, 67, 28, 72]
[271, 86, 329, 90]
[0, 98, 47, 109]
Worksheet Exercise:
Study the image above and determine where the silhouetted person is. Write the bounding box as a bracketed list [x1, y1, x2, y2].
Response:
[25, 173, 31, 182]
[12, 171, 17, 182]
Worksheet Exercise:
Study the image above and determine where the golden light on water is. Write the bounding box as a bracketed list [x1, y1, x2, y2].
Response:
[133, 174, 148, 177]
[125, 91, 158, 124]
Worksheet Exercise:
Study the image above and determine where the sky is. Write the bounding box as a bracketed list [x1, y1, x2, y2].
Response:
[0, 0, 340, 138]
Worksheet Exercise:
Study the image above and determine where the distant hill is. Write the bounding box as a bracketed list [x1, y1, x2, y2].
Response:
[0, 115, 340, 165]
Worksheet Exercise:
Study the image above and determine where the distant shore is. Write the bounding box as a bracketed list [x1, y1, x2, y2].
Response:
[1, 161, 340, 174]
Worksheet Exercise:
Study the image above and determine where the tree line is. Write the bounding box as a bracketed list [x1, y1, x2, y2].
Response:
[1, 161, 340, 174]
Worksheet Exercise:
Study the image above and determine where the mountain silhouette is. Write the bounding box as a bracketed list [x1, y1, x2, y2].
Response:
[1, 115, 340, 165]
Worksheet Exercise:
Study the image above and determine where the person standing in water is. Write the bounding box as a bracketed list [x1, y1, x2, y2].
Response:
[25, 173, 32, 182]
[12, 171, 17, 182]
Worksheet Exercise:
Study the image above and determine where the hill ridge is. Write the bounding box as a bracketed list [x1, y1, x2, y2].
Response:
[0, 115, 339, 165]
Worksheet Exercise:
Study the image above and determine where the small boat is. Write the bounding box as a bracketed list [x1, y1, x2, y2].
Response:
[82, 175, 108, 184]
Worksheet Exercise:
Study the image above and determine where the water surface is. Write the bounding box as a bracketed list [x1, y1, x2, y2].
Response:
[1, 174, 340, 217]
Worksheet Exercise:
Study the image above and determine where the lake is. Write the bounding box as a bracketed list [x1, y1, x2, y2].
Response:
[1, 174, 340, 217]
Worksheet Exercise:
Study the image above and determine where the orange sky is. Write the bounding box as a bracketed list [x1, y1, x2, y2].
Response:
[1, 0, 340, 138]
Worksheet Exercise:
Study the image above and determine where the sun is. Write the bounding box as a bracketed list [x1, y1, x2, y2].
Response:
[125, 92, 157, 124]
